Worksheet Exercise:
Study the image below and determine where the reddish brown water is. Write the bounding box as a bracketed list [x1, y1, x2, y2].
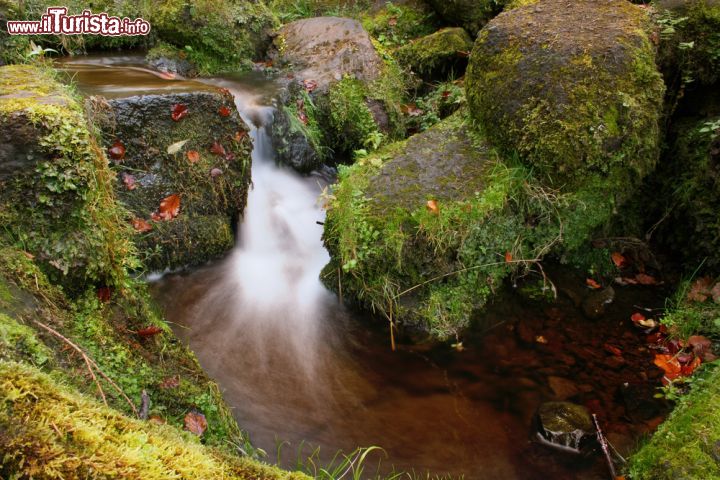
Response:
[59, 54, 669, 479]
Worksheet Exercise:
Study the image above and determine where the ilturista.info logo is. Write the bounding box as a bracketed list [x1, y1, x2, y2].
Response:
[7, 7, 151, 36]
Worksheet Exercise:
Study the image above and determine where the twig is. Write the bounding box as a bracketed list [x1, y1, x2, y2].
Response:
[593, 413, 617, 480]
[33, 320, 139, 417]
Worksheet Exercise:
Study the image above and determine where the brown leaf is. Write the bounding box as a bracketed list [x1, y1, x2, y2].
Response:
[505, 251, 513, 263]
[218, 106, 231, 117]
[184, 411, 207, 436]
[132, 218, 152, 233]
[154, 194, 181, 221]
[210, 141, 226, 157]
[586, 278, 601, 289]
[302, 79, 318, 93]
[108, 140, 126, 161]
[611, 252, 627, 268]
[159, 376, 180, 389]
[654, 354, 681, 383]
[680, 356, 702, 376]
[234, 130, 247, 142]
[97, 286, 112, 303]
[635, 273, 658, 286]
[210, 167, 223, 178]
[388, 16, 397, 27]
[297, 110, 309, 125]
[187, 150, 201, 163]
[149, 415, 166, 425]
[426, 199, 439, 214]
[688, 335, 716, 362]
[401, 103, 423, 117]
[687, 277, 714, 302]
[137, 325, 163, 337]
[171, 103, 188, 122]
[122, 173, 137, 190]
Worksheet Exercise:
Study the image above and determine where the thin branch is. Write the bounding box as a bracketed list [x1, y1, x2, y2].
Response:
[33, 320, 138, 417]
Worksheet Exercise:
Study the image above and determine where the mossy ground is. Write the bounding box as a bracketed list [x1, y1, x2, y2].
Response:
[394, 27, 472, 82]
[0, 0, 277, 74]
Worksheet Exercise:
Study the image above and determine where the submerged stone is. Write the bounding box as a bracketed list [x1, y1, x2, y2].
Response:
[536, 401, 594, 454]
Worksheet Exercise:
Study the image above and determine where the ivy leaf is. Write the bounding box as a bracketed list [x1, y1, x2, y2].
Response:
[167, 139, 189, 155]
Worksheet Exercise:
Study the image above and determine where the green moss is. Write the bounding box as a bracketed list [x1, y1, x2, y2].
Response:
[269, 0, 370, 23]
[465, 0, 665, 184]
[394, 28, 473, 81]
[324, 77, 382, 155]
[0, 360, 310, 480]
[425, 0, 505, 36]
[0, 313, 52, 366]
[0, 64, 138, 292]
[361, 1, 440, 49]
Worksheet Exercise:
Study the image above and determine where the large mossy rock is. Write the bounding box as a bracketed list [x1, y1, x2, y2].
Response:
[0, 64, 136, 291]
[466, 0, 665, 183]
[322, 113, 526, 338]
[270, 16, 406, 171]
[90, 91, 252, 271]
[0, 0, 277, 73]
[394, 27, 473, 81]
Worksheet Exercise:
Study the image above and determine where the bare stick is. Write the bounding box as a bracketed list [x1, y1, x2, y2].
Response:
[593, 413, 617, 480]
[33, 320, 139, 417]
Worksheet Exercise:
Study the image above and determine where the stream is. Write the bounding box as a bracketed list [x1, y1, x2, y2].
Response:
[58, 54, 669, 480]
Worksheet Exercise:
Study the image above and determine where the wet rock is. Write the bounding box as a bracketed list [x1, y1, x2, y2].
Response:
[582, 286, 615, 319]
[272, 17, 384, 92]
[89, 90, 252, 271]
[621, 383, 663, 422]
[548, 376, 580, 400]
[535, 401, 594, 454]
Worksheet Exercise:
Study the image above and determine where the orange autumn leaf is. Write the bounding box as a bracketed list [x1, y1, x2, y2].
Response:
[586, 278, 601, 289]
[108, 139, 126, 160]
[137, 325, 163, 337]
[631, 312, 646, 324]
[132, 218, 152, 233]
[218, 105, 231, 117]
[184, 411, 208, 436]
[153, 194, 181, 221]
[611, 252, 627, 268]
[654, 354, 682, 381]
[187, 150, 200, 163]
[171, 103, 188, 121]
[505, 251, 513, 263]
[687, 277, 714, 302]
[426, 199, 439, 215]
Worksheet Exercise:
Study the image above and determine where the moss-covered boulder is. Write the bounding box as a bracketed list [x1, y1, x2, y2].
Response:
[90, 91, 252, 271]
[425, 0, 505, 36]
[360, 0, 441, 49]
[270, 16, 406, 169]
[394, 27, 473, 81]
[0, 0, 278, 74]
[655, 0, 720, 88]
[466, 0, 665, 184]
[0, 64, 136, 291]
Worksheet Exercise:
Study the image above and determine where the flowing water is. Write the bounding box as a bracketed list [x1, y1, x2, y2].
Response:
[58, 55, 669, 479]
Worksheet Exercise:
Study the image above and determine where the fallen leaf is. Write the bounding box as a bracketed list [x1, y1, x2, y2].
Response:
[712, 283, 720, 304]
[426, 199, 439, 214]
[218, 106, 231, 117]
[210, 167, 223, 178]
[505, 251, 513, 263]
[224, 152, 236, 161]
[184, 411, 207, 436]
[137, 325, 163, 337]
[297, 110, 308, 125]
[611, 252, 627, 268]
[97, 286, 111, 303]
[210, 141, 226, 157]
[132, 218, 152, 233]
[441, 90, 451, 99]
[217, 87, 231, 96]
[535, 335, 548, 344]
[159, 376, 180, 389]
[635, 273, 658, 286]
[654, 354, 681, 382]
[108, 140, 126, 160]
[631, 312, 646, 324]
[154, 194, 181, 221]
[687, 277, 714, 302]
[401, 103, 423, 117]
[149, 415, 166, 425]
[688, 335, 717, 362]
[681, 356, 702, 376]
[171, 103, 188, 121]
[167, 139, 189, 155]
[388, 16, 398, 26]
[586, 278, 602, 289]
[302, 79, 318, 92]
[234, 131, 247, 142]
[604, 343, 623, 356]
[187, 150, 200, 163]
[122, 173, 136, 190]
